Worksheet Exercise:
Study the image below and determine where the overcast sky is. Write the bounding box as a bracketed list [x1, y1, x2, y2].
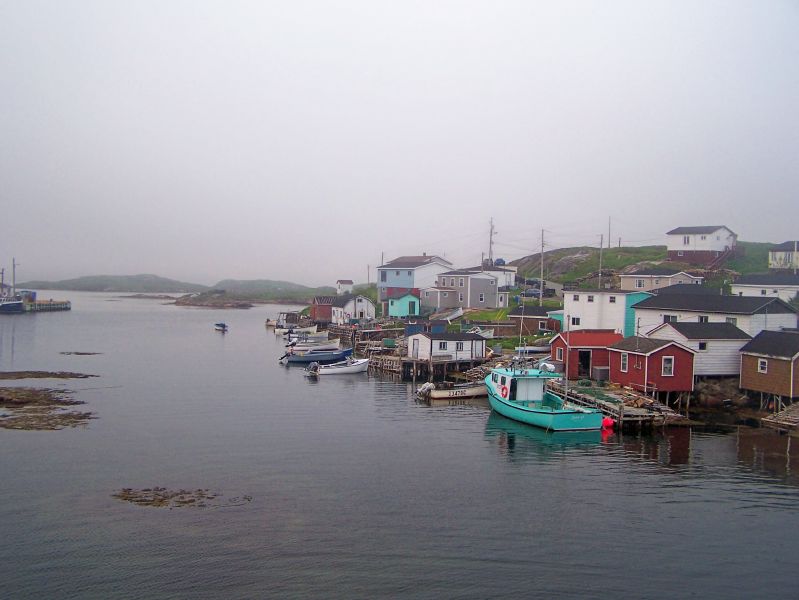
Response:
[1, 1, 797, 286]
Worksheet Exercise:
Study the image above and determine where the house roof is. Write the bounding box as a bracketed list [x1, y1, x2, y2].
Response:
[439, 270, 496, 278]
[651, 322, 751, 340]
[508, 305, 551, 317]
[666, 226, 734, 235]
[608, 337, 690, 355]
[385, 290, 420, 300]
[312, 296, 337, 305]
[567, 289, 648, 295]
[551, 330, 624, 348]
[332, 293, 361, 308]
[624, 267, 683, 276]
[423, 286, 456, 292]
[632, 294, 797, 315]
[740, 330, 799, 359]
[651, 283, 718, 295]
[336, 279, 353, 284]
[462, 265, 515, 273]
[770, 241, 799, 252]
[379, 255, 451, 269]
[413, 332, 487, 342]
[734, 273, 799, 286]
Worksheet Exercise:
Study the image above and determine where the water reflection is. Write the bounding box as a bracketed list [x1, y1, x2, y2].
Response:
[484, 412, 604, 461]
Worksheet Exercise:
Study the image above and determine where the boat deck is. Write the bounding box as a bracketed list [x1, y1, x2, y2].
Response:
[547, 381, 684, 430]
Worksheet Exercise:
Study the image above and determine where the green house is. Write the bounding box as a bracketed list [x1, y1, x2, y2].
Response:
[388, 293, 419, 318]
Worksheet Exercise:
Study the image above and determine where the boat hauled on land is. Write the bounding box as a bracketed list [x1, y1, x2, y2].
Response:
[484, 363, 606, 431]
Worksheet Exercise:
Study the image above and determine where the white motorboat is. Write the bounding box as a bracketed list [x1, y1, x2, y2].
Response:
[306, 358, 369, 375]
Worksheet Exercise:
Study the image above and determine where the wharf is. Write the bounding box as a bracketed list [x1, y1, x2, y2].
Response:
[25, 300, 71, 312]
[368, 354, 488, 382]
[547, 381, 684, 430]
[761, 403, 799, 434]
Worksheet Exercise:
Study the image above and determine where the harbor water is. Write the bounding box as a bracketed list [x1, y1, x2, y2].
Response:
[1, 292, 798, 599]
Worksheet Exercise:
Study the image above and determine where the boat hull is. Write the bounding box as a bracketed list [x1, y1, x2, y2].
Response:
[423, 384, 487, 400]
[285, 348, 354, 364]
[312, 358, 369, 374]
[486, 385, 603, 432]
[0, 300, 24, 314]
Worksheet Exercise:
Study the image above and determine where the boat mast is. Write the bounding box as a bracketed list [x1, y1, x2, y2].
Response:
[12, 257, 17, 296]
[564, 314, 570, 402]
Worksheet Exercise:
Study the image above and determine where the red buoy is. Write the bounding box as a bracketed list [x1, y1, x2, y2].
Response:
[602, 417, 615, 429]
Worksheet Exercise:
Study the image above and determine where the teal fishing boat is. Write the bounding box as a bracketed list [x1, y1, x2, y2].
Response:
[484, 364, 605, 431]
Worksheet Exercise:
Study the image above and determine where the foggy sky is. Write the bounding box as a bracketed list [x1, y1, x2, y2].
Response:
[1, 1, 797, 287]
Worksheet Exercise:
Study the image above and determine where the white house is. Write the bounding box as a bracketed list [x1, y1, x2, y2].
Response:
[619, 268, 704, 292]
[331, 294, 376, 324]
[632, 294, 797, 338]
[731, 273, 799, 304]
[665, 226, 737, 265]
[563, 290, 652, 337]
[460, 264, 517, 288]
[646, 322, 751, 377]
[336, 279, 354, 295]
[406, 332, 486, 361]
[769, 241, 799, 271]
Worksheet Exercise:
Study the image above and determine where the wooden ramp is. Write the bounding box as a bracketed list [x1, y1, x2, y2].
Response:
[762, 403, 799, 433]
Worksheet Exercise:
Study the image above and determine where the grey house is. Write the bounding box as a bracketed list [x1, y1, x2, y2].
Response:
[420, 270, 509, 311]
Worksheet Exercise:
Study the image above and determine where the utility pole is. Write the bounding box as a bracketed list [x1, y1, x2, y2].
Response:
[794, 240, 797, 275]
[367, 264, 370, 286]
[598, 235, 604, 290]
[488, 217, 495, 266]
[608, 217, 611, 250]
[539, 229, 545, 307]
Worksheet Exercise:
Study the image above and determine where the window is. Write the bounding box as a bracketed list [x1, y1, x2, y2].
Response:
[761, 289, 767, 296]
[407, 271, 412, 276]
[456, 342, 464, 351]
[635, 279, 645, 289]
[479, 293, 485, 303]
[571, 317, 581, 326]
[459, 278, 464, 287]
[663, 315, 677, 323]
[683, 235, 690, 245]
[698, 315, 709, 323]
[500, 376, 506, 386]
[380, 271, 387, 282]
[677, 251, 684, 257]
[450, 278, 455, 286]
[609, 296, 616, 303]
[700, 235, 707, 240]
[758, 359, 768, 373]
[424, 291, 430, 298]
[726, 317, 738, 326]
[395, 271, 400, 276]
[587, 295, 594, 303]
[698, 342, 708, 351]
[620, 353, 628, 372]
[654, 279, 660, 286]
[442, 292, 448, 298]
[573, 294, 580, 301]
[773, 289, 778, 294]
[492, 373, 498, 383]
[556, 347, 564, 361]
[458, 293, 463, 302]
[489, 279, 495, 285]
[408, 301, 416, 314]
[538, 320, 547, 329]
[390, 300, 394, 306]
[439, 341, 447, 350]
[662, 356, 674, 376]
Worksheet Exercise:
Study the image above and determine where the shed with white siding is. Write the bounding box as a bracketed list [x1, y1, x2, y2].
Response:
[646, 322, 751, 376]
[406, 332, 486, 361]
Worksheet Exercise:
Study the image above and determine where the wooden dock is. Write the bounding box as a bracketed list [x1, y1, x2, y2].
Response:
[368, 354, 488, 382]
[762, 403, 799, 434]
[548, 381, 685, 430]
[25, 300, 71, 312]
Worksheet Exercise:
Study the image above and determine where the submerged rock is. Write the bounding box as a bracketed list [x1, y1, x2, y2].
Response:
[0, 387, 95, 430]
[112, 487, 252, 509]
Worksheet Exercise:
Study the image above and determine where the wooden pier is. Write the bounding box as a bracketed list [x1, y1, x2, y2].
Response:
[761, 403, 799, 434]
[548, 381, 685, 430]
[368, 354, 488, 382]
[25, 300, 71, 312]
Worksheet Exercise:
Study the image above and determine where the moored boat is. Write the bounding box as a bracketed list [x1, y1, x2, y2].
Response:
[285, 339, 340, 352]
[417, 380, 487, 400]
[484, 363, 604, 431]
[275, 324, 318, 335]
[0, 297, 24, 314]
[214, 322, 228, 332]
[306, 357, 369, 375]
[280, 347, 354, 364]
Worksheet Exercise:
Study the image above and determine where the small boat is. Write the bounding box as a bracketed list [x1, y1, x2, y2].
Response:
[285, 339, 341, 352]
[280, 347, 354, 364]
[417, 380, 487, 400]
[466, 326, 495, 339]
[214, 322, 228, 332]
[285, 332, 329, 343]
[275, 324, 318, 335]
[306, 357, 369, 375]
[485, 363, 605, 431]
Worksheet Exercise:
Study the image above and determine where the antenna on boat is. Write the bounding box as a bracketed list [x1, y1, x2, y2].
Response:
[564, 314, 570, 402]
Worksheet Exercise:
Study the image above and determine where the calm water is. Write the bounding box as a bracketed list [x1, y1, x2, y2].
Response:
[1, 292, 798, 599]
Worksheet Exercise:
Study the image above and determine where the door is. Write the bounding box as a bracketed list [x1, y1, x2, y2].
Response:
[578, 350, 591, 378]
[412, 338, 419, 359]
[408, 301, 416, 315]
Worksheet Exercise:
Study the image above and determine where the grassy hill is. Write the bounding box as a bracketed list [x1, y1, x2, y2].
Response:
[511, 242, 774, 287]
[18, 274, 208, 293]
[210, 279, 336, 302]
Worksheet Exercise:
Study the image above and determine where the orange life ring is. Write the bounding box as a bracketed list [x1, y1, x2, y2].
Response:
[500, 385, 509, 398]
